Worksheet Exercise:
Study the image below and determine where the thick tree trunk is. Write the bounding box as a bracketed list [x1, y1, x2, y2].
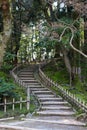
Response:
[0, 0, 12, 66]
[61, 46, 71, 74]
[61, 46, 72, 86]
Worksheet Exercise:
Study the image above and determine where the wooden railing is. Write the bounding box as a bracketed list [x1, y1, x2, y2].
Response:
[0, 97, 30, 113]
[39, 68, 87, 113]
[10, 64, 30, 111]
[11, 64, 41, 115]
[11, 64, 28, 88]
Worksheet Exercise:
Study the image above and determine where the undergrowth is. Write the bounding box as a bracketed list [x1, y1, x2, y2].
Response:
[43, 60, 87, 103]
[0, 70, 37, 118]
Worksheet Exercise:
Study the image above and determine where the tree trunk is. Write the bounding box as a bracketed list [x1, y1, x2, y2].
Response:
[61, 46, 71, 74]
[0, 0, 12, 66]
[61, 46, 72, 86]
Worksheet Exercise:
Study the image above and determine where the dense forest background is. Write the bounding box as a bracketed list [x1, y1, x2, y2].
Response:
[0, 0, 87, 90]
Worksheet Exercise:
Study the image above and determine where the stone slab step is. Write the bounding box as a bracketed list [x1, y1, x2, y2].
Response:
[32, 115, 75, 120]
[31, 88, 48, 91]
[19, 77, 34, 79]
[18, 74, 34, 76]
[18, 76, 34, 78]
[37, 110, 75, 116]
[19, 73, 34, 75]
[30, 86, 43, 88]
[20, 77, 35, 80]
[20, 70, 33, 72]
[23, 118, 86, 126]
[41, 101, 68, 105]
[25, 82, 41, 87]
[1, 118, 86, 130]
[39, 104, 70, 107]
[41, 106, 71, 110]
[19, 73, 33, 75]
[21, 80, 38, 83]
[39, 97, 63, 101]
[19, 71, 33, 74]
[37, 94, 55, 98]
[0, 124, 39, 130]
[33, 91, 52, 94]
[27, 86, 41, 88]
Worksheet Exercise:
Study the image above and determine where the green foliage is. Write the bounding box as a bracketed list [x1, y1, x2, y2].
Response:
[1, 52, 15, 73]
[0, 108, 28, 118]
[0, 95, 38, 118]
[60, 17, 73, 24]
[1, 64, 13, 73]
[0, 71, 26, 102]
[61, 33, 71, 48]
[43, 61, 69, 85]
[0, 71, 7, 80]
[43, 61, 87, 103]
[3, 52, 15, 62]
[72, 75, 82, 89]
[0, 78, 18, 100]
[30, 94, 39, 113]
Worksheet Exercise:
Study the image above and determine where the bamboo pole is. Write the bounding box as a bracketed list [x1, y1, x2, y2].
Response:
[27, 87, 30, 110]
[12, 98, 15, 111]
[20, 97, 22, 110]
[4, 98, 7, 113]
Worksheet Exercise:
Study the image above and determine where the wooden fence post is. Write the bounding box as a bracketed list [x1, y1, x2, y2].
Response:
[20, 97, 22, 110]
[4, 98, 7, 112]
[39, 68, 87, 113]
[12, 98, 15, 111]
[27, 87, 30, 110]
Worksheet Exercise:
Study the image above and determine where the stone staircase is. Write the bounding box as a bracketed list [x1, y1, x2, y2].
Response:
[18, 68, 75, 116]
[0, 67, 86, 130]
[17, 68, 86, 125]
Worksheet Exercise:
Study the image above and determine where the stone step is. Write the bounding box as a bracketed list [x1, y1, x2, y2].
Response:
[18, 74, 34, 76]
[27, 85, 41, 88]
[0, 124, 40, 130]
[32, 115, 75, 120]
[37, 110, 75, 116]
[19, 71, 33, 74]
[41, 101, 68, 105]
[30, 85, 43, 88]
[20, 77, 35, 80]
[41, 106, 72, 110]
[19, 76, 34, 78]
[31, 88, 48, 91]
[37, 94, 55, 98]
[40, 104, 71, 108]
[19, 72, 33, 74]
[21, 80, 38, 83]
[23, 118, 86, 126]
[19, 73, 33, 75]
[26, 83, 41, 85]
[39, 97, 63, 101]
[33, 91, 52, 94]
[20, 70, 33, 72]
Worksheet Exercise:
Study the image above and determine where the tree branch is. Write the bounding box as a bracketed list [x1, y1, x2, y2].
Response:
[59, 26, 87, 58]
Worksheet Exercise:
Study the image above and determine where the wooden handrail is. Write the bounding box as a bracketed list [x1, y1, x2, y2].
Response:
[39, 68, 87, 113]
[0, 97, 30, 112]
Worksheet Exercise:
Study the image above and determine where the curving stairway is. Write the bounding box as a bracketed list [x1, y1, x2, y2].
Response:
[18, 68, 74, 117]
[0, 66, 86, 130]
[14, 67, 86, 129]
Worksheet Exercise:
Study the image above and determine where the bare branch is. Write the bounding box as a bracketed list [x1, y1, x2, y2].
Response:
[59, 26, 87, 58]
